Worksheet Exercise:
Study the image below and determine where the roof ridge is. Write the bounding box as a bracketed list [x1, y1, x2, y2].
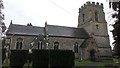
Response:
[47, 24, 79, 29]
[11, 24, 43, 28]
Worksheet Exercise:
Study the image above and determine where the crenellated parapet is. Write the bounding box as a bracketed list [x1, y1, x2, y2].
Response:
[79, 1, 103, 13]
[78, 1, 106, 27]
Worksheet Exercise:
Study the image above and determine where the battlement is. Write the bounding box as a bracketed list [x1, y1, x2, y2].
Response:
[79, 1, 103, 12]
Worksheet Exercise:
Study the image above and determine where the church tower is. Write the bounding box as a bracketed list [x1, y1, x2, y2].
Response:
[78, 2, 112, 59]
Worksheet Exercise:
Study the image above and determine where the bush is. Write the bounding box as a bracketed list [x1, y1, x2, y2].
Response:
[10, 50, 28, 67]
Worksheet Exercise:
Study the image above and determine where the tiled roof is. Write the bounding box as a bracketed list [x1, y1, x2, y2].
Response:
[6, 24, 44, 36]
[6, 24, 89, 39]
[47, 25, 89, 39]
[80, 39, 88, 48]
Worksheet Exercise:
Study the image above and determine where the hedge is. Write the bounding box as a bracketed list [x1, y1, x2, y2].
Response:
[32, 49, 49, 67]
[32, 49, 74, 67]
[10, 50, 28, 67]
[9, 49, 75, 68]
[49, 50, 74, 67]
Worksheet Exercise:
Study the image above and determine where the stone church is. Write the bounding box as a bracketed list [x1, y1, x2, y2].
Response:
[5, 1, 112, 60]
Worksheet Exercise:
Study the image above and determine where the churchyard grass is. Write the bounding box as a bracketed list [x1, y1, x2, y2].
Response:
[2, 57, 120, 67]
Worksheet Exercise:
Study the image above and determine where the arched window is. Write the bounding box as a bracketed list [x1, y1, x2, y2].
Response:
[95, 12, 98, 21]
[38, 41, 43, 49]
[74, 42, 78, 53]
[82, 14, 85, 22]
[54, 41, 59, 50]
[16, 38, 23, 49]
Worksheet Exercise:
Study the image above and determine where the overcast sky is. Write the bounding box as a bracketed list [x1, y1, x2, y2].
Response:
[3, 0, 108, 27]
[3, 0, 115, 47]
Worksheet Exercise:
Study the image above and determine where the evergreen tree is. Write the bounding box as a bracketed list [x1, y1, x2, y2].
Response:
[109, 1, 120, 56]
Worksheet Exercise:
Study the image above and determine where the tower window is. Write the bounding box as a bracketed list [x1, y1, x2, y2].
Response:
[82, 14, 85, 22]
[95, 12, 98, 21]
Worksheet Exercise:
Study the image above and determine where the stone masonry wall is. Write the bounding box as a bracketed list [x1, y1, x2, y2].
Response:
[7, 35, 35, 50]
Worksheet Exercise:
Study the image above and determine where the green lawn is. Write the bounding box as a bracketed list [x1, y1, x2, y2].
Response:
[2, 58, 10, 67]
[75, 59, 93, 66]
[75, 58, 120, 67]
